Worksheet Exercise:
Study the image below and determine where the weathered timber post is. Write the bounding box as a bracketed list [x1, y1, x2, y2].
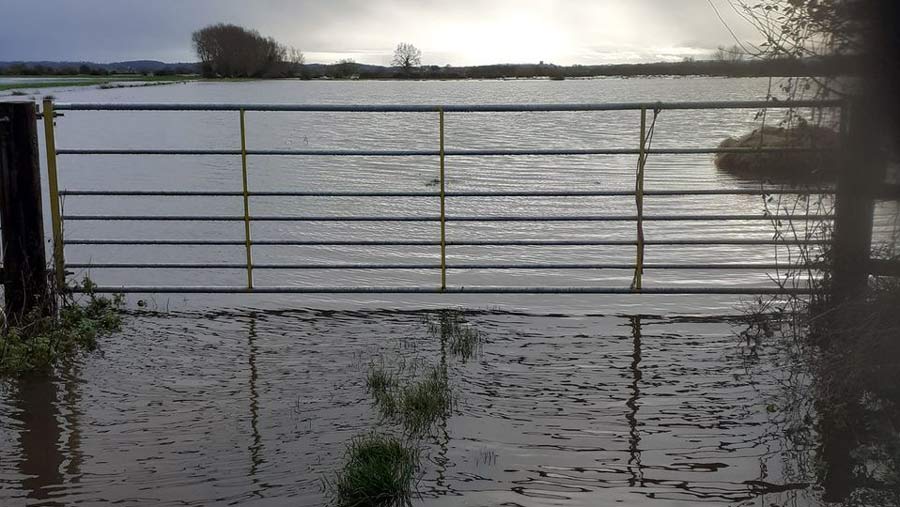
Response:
[0, 101, 51, 321]
[831, 97, 885, 305]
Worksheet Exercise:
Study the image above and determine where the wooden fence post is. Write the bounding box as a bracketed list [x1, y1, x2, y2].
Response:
[0, 101, 51, 321]
[831, 97, 884, 305]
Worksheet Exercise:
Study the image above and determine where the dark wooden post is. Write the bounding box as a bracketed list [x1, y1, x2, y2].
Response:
[0, 101, 50, 321]
[831, 97, 884, 305]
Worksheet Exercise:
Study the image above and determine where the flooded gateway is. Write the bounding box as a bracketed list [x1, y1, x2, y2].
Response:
[1, 309, 818, 506]
[0, 78, 890, 506]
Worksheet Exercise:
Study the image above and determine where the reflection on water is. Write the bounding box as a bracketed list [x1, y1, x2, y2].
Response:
[0, 308, 861, 505]
[627, 316, 644, 490]
[15, 380, 65, 505]
[246, 314, 264, 492]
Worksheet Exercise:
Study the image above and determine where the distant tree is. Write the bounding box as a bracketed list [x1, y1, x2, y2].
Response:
[713, 44, 745, 63]
[192, 23, 297, 78]
[331, 59, 359, 79]
[391, 43, 421, 72]
[286, 47, 305, 77]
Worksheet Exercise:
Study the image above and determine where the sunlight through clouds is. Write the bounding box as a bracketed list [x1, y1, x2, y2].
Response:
[0, 0, 759, 64]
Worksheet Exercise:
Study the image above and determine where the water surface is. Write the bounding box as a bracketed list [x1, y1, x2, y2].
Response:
[0, 309, 818, 506]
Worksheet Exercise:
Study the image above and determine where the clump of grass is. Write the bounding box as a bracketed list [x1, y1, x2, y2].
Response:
[428, 309, 485, 362]
[368, 363, 451, 435]
[367, 364, 396, 393]
[398, 366, 451, 434]
[326, 433, 419, 507]
[367, 364, 399, 417]
[10, 90, 27, 96]
[0, 280, 124, 377]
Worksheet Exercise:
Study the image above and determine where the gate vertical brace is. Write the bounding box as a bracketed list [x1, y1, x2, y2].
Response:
[631, 107, 647, 291]
[439, 108, 447, 291]
[240, 109, 254, 289]
[43, 99, 65, 289]
[0, 101, 50, 320]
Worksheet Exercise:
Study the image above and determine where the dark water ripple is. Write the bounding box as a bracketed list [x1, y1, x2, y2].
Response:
[1, 309, 822, 506]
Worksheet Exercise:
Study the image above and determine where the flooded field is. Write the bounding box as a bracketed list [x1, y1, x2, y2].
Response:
[2, 77, 895, 506]
[0, 308, 822, 506]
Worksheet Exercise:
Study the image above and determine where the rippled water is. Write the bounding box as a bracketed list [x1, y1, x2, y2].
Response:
[0, 309, 820, 506]
[3, 78, 893, 505]
[35, 77, 891, 314]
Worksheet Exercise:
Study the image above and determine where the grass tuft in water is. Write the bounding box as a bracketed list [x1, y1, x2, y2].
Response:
[368, 363, 452, 435]
[326, 433, 418, 507]
[367, 364, 396, 394]
[428, 309, 485, 362]
[367, 364, 399, 417]
[398, 366, 451, 434]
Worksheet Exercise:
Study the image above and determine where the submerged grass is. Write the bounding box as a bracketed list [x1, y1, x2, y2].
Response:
[332, 309, 484, 503]
[397, 367, 451, 434]
[368, 363, 451, 435]
[428, 309, 485, 362]
[326, 433, 419, 507]
[367, 364, 399, 417]
[0, 282, 124, 378]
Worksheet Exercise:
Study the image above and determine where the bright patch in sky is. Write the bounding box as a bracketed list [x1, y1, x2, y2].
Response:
[0, 0, 759, 64]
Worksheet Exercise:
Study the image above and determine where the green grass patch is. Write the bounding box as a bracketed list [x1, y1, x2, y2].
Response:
[397, 366, 451, 434]
[1, 287, 124, 378]
[0, 74, 198, 92]
[0, 80, 102, 91]
[428, 309, 485, 362]
[368, 363, 452, 435]
[367, 364, 399, 417]
[326, 433, 419, 507]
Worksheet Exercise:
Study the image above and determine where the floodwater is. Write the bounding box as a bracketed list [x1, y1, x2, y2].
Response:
[35, 76, 896, 314]
[1, 309, 824, 506]
[1, 78, 896, 505]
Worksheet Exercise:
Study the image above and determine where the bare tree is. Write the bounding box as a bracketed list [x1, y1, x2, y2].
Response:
[713, 44, 745, 63]
[192, 23, 297, 78]
[286, 47, 305, 77]
[391, 43, 422, 72]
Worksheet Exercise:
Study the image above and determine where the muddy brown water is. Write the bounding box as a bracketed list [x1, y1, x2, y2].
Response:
[5, 77, 889, 505]
[0, 309, 822, 506]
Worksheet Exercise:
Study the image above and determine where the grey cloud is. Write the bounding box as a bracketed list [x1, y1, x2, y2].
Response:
[0, 0, 760, 64]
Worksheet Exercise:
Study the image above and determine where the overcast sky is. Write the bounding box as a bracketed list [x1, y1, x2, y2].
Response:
[0, 0, 760, 65]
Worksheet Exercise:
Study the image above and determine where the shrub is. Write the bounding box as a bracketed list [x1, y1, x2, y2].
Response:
[715, 124, 840, 182]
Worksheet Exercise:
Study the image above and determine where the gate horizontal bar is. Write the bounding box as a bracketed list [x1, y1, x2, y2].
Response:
[93, 285, 815, 294]
[58, 189, 836, 197]
[63, 238, 830, 246]
[72, 285, 815, 295]
[53, 99, 842, 112]
[62, 214, 833, 222]
[55, 147, 834, 156]
[64, 262, 810, 270]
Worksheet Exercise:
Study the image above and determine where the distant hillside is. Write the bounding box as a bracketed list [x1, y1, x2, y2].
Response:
[0, 60, 200, 74]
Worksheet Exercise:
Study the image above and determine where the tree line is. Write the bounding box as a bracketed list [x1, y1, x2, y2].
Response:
[190, 25, 857, 80]
[1, 23, 858, 80]
[299, 55, 856, 80]
[0, 63, 196, 77]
